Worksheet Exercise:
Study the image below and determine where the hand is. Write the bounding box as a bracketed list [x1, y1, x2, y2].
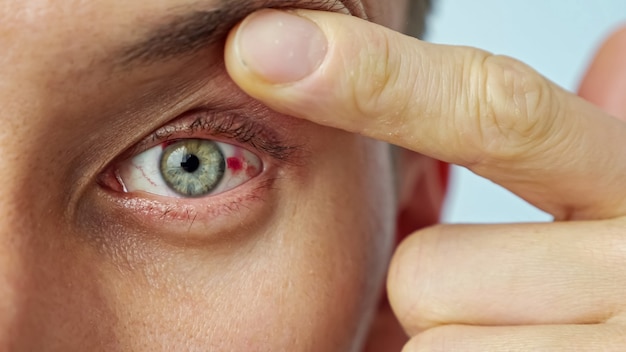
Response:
[225, 9, 626, 351]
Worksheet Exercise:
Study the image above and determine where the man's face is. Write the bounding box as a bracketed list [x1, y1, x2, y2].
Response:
[0, 0, 412, 350]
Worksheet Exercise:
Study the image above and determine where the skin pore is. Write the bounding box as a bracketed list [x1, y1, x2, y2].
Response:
[0, 0, 439, 351]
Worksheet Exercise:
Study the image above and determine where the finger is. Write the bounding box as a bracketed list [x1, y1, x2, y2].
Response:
[402, 324, 626, 352]
[578, 25, 626, 120]
[225, 10, 626, 220]
[386, 219, 626, 334]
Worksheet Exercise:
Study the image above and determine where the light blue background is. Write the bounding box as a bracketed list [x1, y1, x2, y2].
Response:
[425, 0, 626, 223]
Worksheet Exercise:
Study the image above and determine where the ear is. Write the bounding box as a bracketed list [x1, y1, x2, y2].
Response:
[395, 149, 449, 243]
[578, 25, 626, 119]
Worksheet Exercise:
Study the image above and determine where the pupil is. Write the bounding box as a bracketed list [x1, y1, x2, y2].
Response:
[180, 154, 200, 173]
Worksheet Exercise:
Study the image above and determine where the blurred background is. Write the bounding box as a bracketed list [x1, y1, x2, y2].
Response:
[425, 0, 626, 223]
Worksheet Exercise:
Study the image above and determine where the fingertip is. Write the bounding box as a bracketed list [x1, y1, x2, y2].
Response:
[225, 10, 337, 123]
[387, 228, 443, 336]
[225, 9, 327, 85]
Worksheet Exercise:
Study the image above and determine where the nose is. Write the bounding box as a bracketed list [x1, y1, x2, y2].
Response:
[0, 76, 125, 352]
[0, 141, 45, 348]
[0, 117, 118, 350]
[0, 12, 120, 349]
[0, 198, 26, 347]
[0, 69, 113, 350]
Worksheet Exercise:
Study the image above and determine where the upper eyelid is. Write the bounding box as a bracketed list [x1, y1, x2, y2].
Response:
[134, 109, 300, 162]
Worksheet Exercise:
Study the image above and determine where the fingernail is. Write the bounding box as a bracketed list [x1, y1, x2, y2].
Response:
[236, 10, 328, 84]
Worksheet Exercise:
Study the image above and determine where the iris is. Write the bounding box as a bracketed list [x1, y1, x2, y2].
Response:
[160, 139, 225, 197]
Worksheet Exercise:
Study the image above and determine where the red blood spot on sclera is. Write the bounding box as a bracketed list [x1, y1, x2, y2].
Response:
[227, 157, 244, 173]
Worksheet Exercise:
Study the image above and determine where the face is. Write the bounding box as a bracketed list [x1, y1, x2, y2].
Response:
[0, 0, 416, 350]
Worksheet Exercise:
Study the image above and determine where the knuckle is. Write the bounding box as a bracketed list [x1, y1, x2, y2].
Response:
[465, 53, 560, 164]
[388, 225, 450, 334]
[339, 27, 410, 123]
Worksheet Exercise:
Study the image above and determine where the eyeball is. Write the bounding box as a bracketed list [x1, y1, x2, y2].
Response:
[116, 139, 262, 198]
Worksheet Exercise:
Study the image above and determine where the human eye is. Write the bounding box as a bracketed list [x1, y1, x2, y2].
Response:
[97, 109, 297, 228]
[116, 138, 261, 198]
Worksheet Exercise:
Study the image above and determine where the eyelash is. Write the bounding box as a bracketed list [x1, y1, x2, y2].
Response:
[142, 109, 296, 161]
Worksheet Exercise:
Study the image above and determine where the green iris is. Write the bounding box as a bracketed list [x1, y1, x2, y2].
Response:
[160, 139, 225, 197]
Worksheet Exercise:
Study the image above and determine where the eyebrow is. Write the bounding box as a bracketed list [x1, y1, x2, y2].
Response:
[118, 0, 358, 66]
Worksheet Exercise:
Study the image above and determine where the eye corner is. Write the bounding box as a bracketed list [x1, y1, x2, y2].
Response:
[97, 165, 126, 193]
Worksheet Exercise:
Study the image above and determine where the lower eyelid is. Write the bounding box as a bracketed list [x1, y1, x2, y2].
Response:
[95, 175, 277, 245]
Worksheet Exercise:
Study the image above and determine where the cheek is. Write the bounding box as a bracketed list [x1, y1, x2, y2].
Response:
[75, 132, 396, 351]
[240, 134, 398, 350]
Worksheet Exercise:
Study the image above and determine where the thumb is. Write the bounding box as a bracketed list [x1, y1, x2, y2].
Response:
[224, 10, 626, 220]
[578, 25, 626, 120]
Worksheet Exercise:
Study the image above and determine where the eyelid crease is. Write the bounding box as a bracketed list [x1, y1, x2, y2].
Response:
[141, 109, 300, 162]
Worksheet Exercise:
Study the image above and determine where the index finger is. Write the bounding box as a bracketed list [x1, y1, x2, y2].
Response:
[224, 9, 626, 220]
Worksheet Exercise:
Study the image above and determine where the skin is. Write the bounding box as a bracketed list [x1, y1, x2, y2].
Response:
[225, 6, 626, 351]
[0, 0, 443, 351]
[5, 0, 624, 350]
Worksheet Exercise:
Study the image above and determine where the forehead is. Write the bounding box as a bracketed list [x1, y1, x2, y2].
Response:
[1, 0, 407, 35]
[1, 0, 405, 27]
[0, 2, 410, 91]
[1, 0, 406, 71]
